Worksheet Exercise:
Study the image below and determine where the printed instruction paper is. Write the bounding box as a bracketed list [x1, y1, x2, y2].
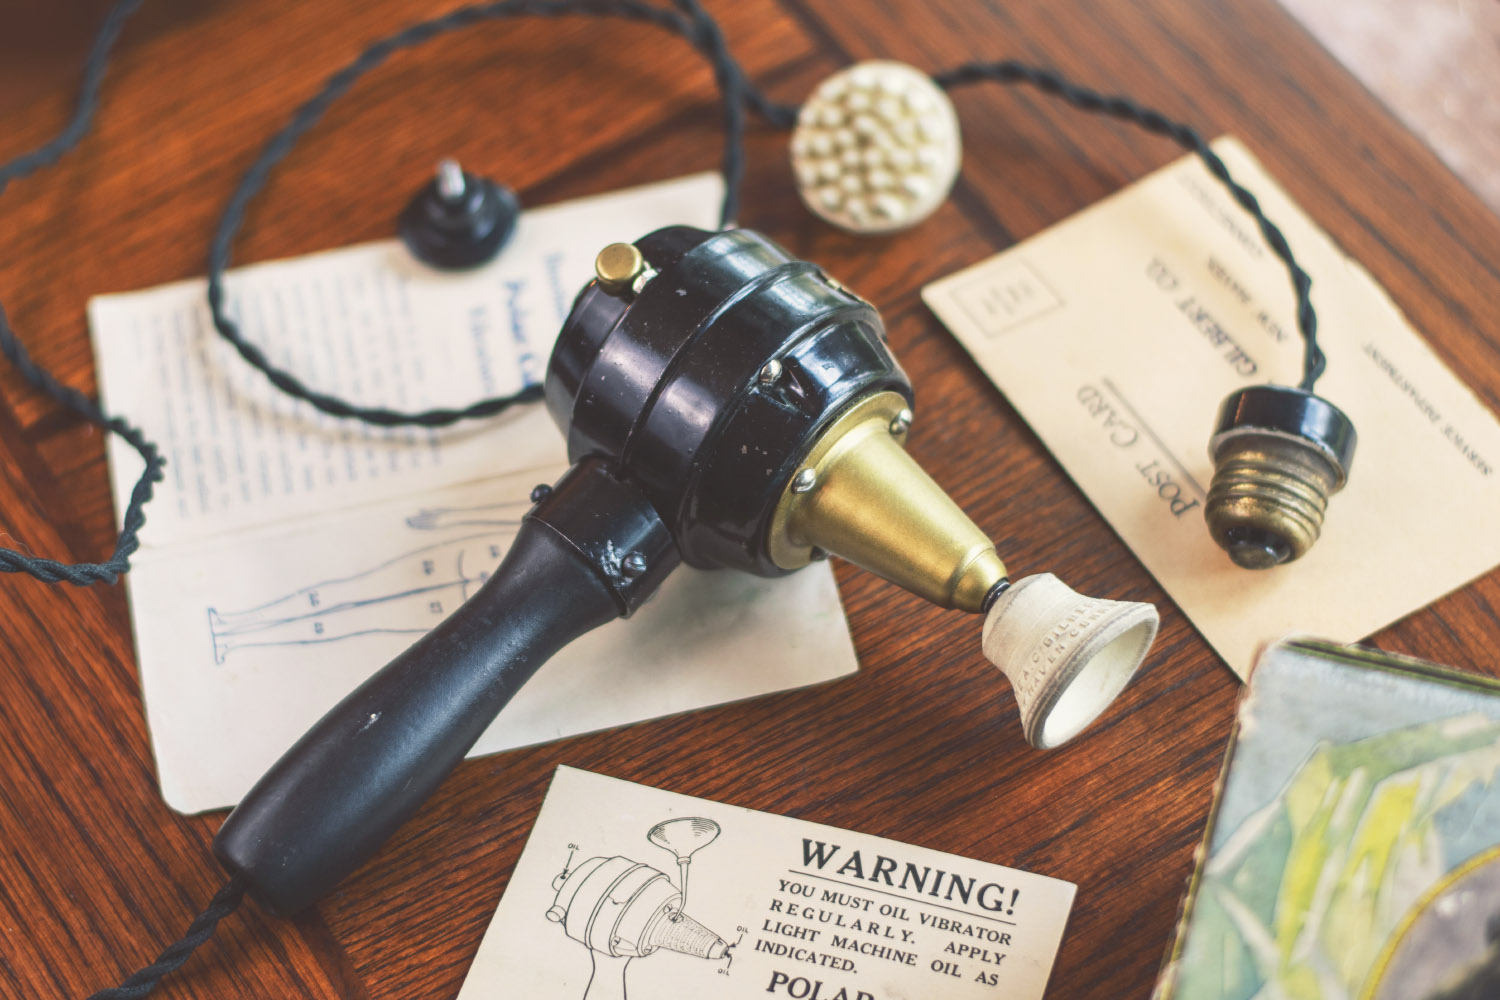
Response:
[923, 138, 1500, 678]
[459, 767, 1075, 1000]
[89, 174, 860, 814]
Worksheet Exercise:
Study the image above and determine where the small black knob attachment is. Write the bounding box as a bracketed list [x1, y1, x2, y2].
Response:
[399, 159, 519, 270]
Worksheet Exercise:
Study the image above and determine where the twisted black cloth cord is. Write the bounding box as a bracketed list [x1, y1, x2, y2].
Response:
[0, 5, 1339, 1000]
[84, 874, 247, 1000]
[672, 0, 800, 129]
[0, 0, 165, 586]
[934, 60, 1326, 391]
[0, 0, 143, 197]
[0, 0, 787, 587]
[0, 308, 164, 585]
[204, 0, 762, 428]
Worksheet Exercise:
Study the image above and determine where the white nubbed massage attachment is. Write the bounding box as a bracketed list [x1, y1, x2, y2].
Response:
[790, 61, 962, 234]
[981, 574, 1158, 749]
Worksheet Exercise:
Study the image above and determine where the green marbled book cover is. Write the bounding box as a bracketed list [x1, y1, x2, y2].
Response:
[1156, 639, 1500, 1000]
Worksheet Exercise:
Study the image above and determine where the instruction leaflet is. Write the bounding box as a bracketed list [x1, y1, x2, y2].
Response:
[458, 767, 1075, 1000]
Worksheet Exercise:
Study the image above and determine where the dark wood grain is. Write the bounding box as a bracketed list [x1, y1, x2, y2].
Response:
[1, 1, 1497, 997]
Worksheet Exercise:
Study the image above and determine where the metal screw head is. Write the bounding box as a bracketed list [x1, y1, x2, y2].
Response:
[435, 158, 466, 202]
[529, 483, 552, 503]
[621, 552, 648, 579]
[791, 468, 817, 493]
[595, 242, 646, 293]
[758, 359, 783, 385]
[889, 408, 913, 436]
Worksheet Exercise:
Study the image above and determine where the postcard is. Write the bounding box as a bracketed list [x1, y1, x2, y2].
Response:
[923, 139, 1500, 677]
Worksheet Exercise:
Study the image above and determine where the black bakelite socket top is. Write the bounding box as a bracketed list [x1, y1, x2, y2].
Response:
[1210, 384, 1358, 477]
[399, 159, 519, 270]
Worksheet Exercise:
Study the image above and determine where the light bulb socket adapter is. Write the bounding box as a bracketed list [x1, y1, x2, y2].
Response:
[1205, 384, 1356, 569]
[399, 169, 519, 270]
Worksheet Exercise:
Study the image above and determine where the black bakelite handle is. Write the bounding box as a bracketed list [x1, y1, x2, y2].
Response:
[213, 457, 679, 916]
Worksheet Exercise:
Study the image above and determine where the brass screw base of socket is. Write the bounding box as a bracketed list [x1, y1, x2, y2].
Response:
[1205, 434, 1342, 569]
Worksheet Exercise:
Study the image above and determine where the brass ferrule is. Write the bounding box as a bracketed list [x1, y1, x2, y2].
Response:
[766, 391, 1006, 613]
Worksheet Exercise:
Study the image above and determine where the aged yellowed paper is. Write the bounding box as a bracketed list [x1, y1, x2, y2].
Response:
[459, 767, 1075, 1000]
[924, 138, 1500, 679]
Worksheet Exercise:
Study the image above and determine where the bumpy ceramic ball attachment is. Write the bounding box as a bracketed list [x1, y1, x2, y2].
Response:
[981, 574, 1158, 749]
[790, 61, 962, 234]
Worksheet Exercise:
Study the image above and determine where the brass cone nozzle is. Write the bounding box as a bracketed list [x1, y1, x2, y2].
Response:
[766, 392, 1006, 613]
[767, 392, 1159, 749]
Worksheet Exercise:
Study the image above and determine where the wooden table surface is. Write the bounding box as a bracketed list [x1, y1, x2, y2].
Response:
[3, 1, 1499, 997]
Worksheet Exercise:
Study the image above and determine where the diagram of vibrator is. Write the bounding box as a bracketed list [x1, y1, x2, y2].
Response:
[547, 818, 733, 1000]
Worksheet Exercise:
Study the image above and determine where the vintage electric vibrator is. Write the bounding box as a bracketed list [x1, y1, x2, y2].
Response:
[0, 1, 1364, 995]
[214, 225, 1162, 915]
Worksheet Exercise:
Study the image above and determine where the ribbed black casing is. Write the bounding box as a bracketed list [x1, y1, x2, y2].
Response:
[544, 226, 911, 575]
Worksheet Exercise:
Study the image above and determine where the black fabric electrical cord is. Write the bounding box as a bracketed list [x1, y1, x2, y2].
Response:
[933, 60, 1327, 390]
[0, 0, 1328, 591]
[83, 875, 247, 1000]
[0, 0, 783, 589]
[0, 0, 162, 586]
[200, 0, 793, 430]
[0, 2, 1332, 997]
[204, 0, 762, 429]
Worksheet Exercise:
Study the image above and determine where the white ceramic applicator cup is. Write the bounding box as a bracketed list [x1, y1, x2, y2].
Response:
[981, 573, 1159, 749]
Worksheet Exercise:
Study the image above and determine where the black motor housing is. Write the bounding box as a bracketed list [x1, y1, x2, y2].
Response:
[544, 225, 911, 575]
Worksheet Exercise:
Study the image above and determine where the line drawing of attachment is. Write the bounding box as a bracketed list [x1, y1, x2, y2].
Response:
[647, 817, 721, 915]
